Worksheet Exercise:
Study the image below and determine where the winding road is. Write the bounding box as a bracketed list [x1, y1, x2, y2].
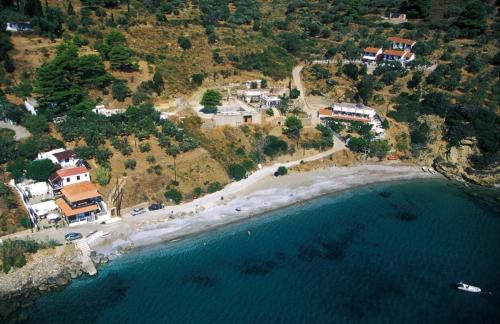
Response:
[0, 121, 31, 141]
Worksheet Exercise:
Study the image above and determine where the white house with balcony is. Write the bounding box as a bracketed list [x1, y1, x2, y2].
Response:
[37, 148, 83, 168]
[6, 22, 32, 32]
[48, 166, 90, 196]
[260, 95, 281, 109]
[387, 36, 416, 52]
[362, 47, 383, 63]
[383, 49, 415, 63]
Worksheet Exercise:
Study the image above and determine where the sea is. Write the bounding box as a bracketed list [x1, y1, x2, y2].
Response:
[21, 179, 500, 323]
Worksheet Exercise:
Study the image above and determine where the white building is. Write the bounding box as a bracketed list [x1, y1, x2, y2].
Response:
[92, 105, 125, 117]
[211, 105, 262, 127]
[37, 148, 82, 168]
[362, 47, 383, 63]
[6, 22, 32, 32]
[245, 80, 262, 89]
[48, 166, 90, 195]
[30, 200, 58, 218]
[260, 95, 281, 109]
[387, 36, 416, 52]
[24, 98, 38, 115]
[318, 103, 384, 136]
[383, 49, 415, 63]
[240, 90, 265, 104]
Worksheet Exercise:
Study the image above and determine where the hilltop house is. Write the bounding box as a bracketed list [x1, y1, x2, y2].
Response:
[389, 13, 407, 23]
[240, 90, 265, 104]
[383, 49, 415, 63]
[48, 166, 90, 196]
[37, 148, 82, 168]
[5, 22, 32, 32]
[387, 36, 416, 51]
[362, 47, 383, 63]
[55, 181, 109, 225]
[92, 105, 125, 117]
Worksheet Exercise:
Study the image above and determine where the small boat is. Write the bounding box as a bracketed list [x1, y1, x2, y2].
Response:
[235, 208, 242, 212]
[428, 168, 436, 174]
[101, 232, 112, 238]
[421, 166, 427, 172]
[456, 281, 481, 293]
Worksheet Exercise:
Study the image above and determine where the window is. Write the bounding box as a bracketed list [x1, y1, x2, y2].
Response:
[77, 176, 80, 180]
[65, 158, 69, 162]
[66, 177, 70, 182]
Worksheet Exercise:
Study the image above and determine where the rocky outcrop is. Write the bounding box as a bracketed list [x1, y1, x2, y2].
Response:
[434, 138, 499, 187]
[0, 245, 108, 323]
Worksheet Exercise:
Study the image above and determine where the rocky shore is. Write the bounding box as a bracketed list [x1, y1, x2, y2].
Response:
[0, 244, 108, 323]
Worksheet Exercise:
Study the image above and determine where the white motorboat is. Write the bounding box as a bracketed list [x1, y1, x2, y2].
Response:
[421, 166, 427, 172]
[456, 281, 481, 293]
[428, 167, 436, 174]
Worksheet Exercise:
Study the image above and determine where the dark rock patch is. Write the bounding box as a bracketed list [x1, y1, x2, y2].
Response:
[240, 259, 276, 276]
[396, 212, 417, 222]
[180, 271, 216, 288]
[378, 191, 392, 198]
[297, 244, 324, 262]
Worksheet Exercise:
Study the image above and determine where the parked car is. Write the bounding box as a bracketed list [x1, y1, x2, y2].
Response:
[131, 208, 146, 216]
[148, 203, 163, 211]
[64, 232, 82, 241]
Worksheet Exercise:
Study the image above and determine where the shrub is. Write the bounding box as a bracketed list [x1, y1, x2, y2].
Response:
[95, 165, 111, 185]
[112, 80, 129, 101]
[191, 73, 205, 86]
[139, 143, 151, 152]
[228, 164, 246, 180]
[369, 139, 391, 161]
[177, 36, 192, 50]
[146, 155, 156, 164]
[124, 159, 136, 170]
[0, 239, 39, 273]
[263, 135, 288, 157]
[193, 187, 204, 198]
[342, 63, 358, 80]
[207, 181, 222, 193]
[164, 187, 182, 204]
[274, 166, 288, 177]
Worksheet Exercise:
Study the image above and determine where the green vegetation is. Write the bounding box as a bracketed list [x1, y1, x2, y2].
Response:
[200, 90, 222, 113]
[274, 166, 288, 177]
[0, 238, 60, 273]
[164, 187, 182, 204]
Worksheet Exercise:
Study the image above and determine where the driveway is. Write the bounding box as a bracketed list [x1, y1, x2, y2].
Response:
[0, 121, 31, 140]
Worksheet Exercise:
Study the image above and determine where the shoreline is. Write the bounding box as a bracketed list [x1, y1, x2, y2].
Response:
[91, 164, 440, 257]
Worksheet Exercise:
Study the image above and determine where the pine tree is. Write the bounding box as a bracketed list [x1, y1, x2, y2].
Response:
[24, 0, 43, 17]
[152, 71, 164, 95]
[67, 0, 74, 15]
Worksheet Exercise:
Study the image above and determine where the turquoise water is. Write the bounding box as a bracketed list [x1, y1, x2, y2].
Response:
[23, 179, 500, 323]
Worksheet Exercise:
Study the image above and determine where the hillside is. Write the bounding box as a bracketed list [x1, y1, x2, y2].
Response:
[0, 0, 499, 233]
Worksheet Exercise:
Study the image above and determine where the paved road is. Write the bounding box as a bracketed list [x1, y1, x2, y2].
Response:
[0, 121, 31, 140]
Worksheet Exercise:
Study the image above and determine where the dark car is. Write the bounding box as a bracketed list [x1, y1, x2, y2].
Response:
[64, 232, 82, 241]
[148, 203, 163, 211]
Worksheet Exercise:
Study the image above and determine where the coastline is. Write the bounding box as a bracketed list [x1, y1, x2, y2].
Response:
[91, 163, 440, 256]
[0, 163, 440, 322]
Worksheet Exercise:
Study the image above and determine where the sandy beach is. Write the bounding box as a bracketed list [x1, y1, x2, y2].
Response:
[88, 163, 439, 256]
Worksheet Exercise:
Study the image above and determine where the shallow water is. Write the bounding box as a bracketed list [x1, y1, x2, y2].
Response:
[22, 179, 500, 323]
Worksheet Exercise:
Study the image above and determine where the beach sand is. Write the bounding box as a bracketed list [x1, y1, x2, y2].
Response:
[90, 163, 438, 256]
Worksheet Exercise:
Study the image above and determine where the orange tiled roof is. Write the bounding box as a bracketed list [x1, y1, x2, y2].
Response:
[318, 108, 333, 116]
[383, 49, 407, 57]
[387, 36, 416, 45]
[60, 181, 100, 203]
[55, 166, 88, 178]
[56, 198, 99, 217]
[364, 47, 381, 53]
